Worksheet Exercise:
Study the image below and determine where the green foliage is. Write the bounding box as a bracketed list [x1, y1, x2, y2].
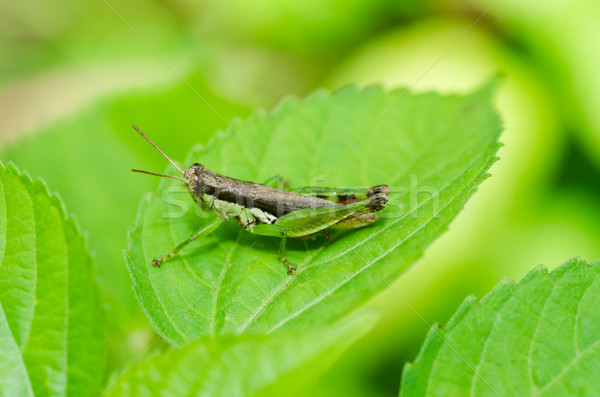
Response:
[1, 76, 250, 328]
[127, 83, 502, 346]
[3, 0, 600, 394]
[105, 313, 375, 396]
[206, 0, 394, 51]
[401, 257, 600, 396]
[0, 162, 105, 396]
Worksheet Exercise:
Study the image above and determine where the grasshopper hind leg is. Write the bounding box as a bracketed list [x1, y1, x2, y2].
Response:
[249, 191, 389, 275]
[277, 236, 296, 275]
[328, 211, 378, 229]
[328, 192, 387, 229]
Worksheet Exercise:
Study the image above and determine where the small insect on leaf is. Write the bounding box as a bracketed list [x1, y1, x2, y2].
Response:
[131, 124, 389, 275]
[126, 84, 502, 345]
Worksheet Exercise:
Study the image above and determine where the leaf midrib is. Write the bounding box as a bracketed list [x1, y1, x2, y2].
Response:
[266, 154, 488, 334]
[210, 230, 244, 337]
[16, 173, 37, 362]
[0, 303, 35, 396]
[527, 272, 563, 393]
[141, 226, 188, 344]
[237, 143, 492, 334]
[238, 125, 494, 334]
[536, 271, 600, 396]
[537, 337, 600, 396]
[466, 298, 511, 397]
[231, 106, 477, 333]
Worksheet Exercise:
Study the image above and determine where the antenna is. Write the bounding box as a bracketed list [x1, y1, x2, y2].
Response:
[131, 169, 186, 183]
[132, 125, 184, 174]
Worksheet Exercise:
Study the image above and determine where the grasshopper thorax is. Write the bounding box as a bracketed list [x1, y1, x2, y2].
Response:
[184, 163, 267, 215]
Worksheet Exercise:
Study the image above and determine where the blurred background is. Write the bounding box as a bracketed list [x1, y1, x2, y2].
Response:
[1, 0, 599, 395]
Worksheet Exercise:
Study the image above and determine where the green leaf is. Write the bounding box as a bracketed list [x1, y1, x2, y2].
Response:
[105, 312, 376, 396]
[400, 257, 600, 396]
[0, 162, 105, 397]
[1, 75, 251, 330]
[127, 83, 502, 346]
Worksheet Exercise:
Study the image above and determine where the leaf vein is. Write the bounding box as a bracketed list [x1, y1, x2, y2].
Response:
[527, 274, 562, 393]
[267, 159, 486, 333]
[537, 338, 600, 395]
[467, 298, 512, 396]
[239, 143, 491, 333]
[210, 230, 243, 337]
[140, 240, 187, 343]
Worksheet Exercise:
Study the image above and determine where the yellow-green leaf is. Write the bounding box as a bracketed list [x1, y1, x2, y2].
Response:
[128, 84, 502, 346]
[0, 162, 106, 396]
[401, 257, 600, 396]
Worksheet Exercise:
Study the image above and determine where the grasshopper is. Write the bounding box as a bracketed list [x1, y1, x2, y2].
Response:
[131, 125, 389, 274]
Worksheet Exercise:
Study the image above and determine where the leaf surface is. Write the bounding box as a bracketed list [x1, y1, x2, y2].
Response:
[0, 162, 106, 396]
[400, 257, 600, 397]
[105, 313, 375, 397]
[127, 84, 502, 345]
[1, 76, 250, 328]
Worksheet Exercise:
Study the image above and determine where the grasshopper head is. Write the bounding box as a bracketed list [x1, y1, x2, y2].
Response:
[184, 163, 218, 198]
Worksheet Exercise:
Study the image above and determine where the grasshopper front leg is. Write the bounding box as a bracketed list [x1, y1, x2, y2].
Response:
[152, 217, 223, 267]
[252, 193, 387, 274]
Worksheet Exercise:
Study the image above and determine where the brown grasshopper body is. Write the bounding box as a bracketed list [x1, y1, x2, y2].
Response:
[132, 126, 389, 274]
